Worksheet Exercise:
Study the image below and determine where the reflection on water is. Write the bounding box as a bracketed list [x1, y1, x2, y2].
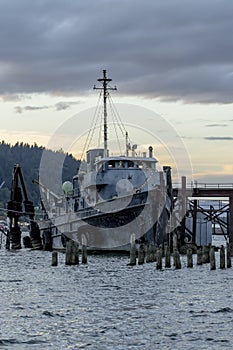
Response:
[0, 236, 232, 349]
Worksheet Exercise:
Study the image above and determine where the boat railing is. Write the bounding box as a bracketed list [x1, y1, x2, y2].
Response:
[173, 182, 233, 189]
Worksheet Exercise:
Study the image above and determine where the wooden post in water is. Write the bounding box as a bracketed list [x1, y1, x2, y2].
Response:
[210, 246, 216, 270]
[173, 248, 181, 269]
[66, 241, 79, 265]
[129, 234, 136, 266]
[173, 233, 178, 251]
[227, 243, 232, 268]
[220, 245, 225, 269]
[52, 251, 58, 266]
[156, 246, 162, 270]
[197, 247, 203, 265]
[82, 245, 87, 264]
[164, 243, 171, 268]
[146, 243, 154, 263]
[81, 234, 87, 264]
[138, 243, 145, 265]
[202, 245, 210, 264]
[65, 240, 72, 265]
[187, 248, 193, 268]
[71, 241, 79, 265]
[151, 243, 156, 262]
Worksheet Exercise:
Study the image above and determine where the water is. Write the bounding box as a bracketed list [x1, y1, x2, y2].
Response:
[0, 237, 233, 349]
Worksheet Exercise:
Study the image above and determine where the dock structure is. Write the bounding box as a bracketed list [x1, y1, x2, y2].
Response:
[172, 178, 233, 254]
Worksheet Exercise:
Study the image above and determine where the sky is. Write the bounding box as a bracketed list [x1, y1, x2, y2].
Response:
[0, 0, 233, 184]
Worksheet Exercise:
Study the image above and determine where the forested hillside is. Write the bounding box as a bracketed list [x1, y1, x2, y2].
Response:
[0, 141, 80, 212]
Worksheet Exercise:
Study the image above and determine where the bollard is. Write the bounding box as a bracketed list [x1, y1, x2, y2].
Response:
[197, 247, 203, 265]
[173, 248, 181, 269]
[82, 244, 87, 264]
[156, 247, 162, 270]
[164, 243, 171, 268]
[52, 251, 58, 266]
[209, 246, 216, 270]
[138, 243, 145, 265]
[227, 243, 232, 268]
[220, 245, 225, 269]
[187, 248, 193, 268]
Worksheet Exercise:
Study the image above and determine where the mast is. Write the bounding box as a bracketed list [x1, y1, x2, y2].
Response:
[94, 70, 117, 157]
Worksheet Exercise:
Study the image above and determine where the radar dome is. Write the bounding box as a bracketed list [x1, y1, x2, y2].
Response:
[62, 181, 73, 195]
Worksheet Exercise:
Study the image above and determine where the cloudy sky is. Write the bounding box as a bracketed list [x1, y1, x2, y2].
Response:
[0, 0, 233, 183]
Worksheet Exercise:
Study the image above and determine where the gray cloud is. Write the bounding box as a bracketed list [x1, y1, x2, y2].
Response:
[205, 124, 228, 127]
[1, 0, 233, 103]
[15, 105, 49, 113]
[55, 101, 80, 111]
[204, 136, 233, 140]
[15, 101, 80, 113]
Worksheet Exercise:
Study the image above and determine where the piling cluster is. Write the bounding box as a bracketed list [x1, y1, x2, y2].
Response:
[129, 241, 232, 270]
[51, 240, 88, 266]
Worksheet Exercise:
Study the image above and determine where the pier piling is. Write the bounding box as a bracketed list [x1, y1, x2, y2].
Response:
[173, 248, 181, 269]
[187, 248, 193, 268]
[164, 243, 171, 268]
[52, 251, 58, 266]
[227, 243, 232, 268]
[210, 246, 216, 270]
[197, 247, 203, 265]
[65, 241, 79, 265]
[202, 245, 210, 264]
[220, 245, 225, 269]
[138, 243, 145, 265]
[156, 246, 162, 270]
[82, 244, 88, 264]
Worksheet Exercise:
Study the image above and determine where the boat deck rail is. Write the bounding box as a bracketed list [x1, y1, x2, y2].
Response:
[173, 182, 233, 190]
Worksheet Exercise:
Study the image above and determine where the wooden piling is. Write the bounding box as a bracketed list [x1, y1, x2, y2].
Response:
[82, 244, 87, 264]
[52, 251, 58, 266]
[138, 243, 145, 265]
[71, 242, 79, 265]
[65, 240, 72, 265]
[129, 239, 137, 266]
[197, 247, 203, 265]
[66, 241, 79, 265]
[156, 246, 162, 270]
[187, 248, 193, 268]
[146, 243, 155, 263]
[164, 243, 171, 268]
[227, 243, 232, 268]
[210, 246, 216, 270]
[173, 248, 181, 269]
[202, 245, 210, 264]
[173, 233, 178, 250]
[220, 245, 225, 269]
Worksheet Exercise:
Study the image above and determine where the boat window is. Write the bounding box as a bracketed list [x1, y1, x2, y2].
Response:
[128, 161, 134, 168]
[107, 161, 115, 168]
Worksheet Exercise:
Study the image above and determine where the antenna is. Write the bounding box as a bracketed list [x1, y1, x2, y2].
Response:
[93, 70, 117, 157]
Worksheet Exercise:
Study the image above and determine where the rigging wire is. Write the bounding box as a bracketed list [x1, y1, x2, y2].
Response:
[80, 91, 103, 160]
[108, 96, 122, 155]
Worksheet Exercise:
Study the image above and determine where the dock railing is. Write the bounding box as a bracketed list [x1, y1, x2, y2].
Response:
[173, 182, 233, 189]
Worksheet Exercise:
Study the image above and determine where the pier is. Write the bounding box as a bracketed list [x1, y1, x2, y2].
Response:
[172, 178, 233, 254]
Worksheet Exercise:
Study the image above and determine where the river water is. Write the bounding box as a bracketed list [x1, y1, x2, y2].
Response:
[0, 236, 233, 350]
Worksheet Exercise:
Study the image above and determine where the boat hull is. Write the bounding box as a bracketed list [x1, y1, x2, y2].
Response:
[39, 189, 169, 252]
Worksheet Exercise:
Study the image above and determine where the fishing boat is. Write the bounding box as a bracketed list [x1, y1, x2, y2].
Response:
[38, 70, 173, 251]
